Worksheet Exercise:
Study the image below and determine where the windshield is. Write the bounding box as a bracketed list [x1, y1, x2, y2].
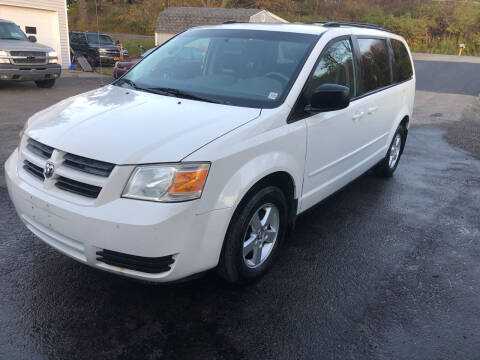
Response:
[141, 47, 157, 57]
[117, 29, 318, 108]
[86, 34, 114, 45]
[0, 22, 28, 41]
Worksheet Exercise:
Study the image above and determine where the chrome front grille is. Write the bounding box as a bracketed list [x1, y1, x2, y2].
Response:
[21, 137, 115, 200]
[10, 51, 47, 65]
[10, 51, 45, 57]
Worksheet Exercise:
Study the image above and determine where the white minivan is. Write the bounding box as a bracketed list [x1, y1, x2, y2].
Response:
[5, 22, 415, 283]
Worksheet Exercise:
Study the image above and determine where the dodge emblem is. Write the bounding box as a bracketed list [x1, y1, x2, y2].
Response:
[44, 161, 55, 179]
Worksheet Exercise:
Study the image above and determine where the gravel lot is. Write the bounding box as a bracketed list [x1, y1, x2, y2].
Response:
[1, 56, 479, 359]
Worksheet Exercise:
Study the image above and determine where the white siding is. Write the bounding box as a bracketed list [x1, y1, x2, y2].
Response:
[155, 32, 175, 46]
[0, 0, 70, 68]
[249, 10, 288, 23]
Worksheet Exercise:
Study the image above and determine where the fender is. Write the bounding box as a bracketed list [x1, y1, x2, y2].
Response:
[185, 106, 307, 215]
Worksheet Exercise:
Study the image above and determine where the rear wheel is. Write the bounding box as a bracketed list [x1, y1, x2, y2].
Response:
[217, 186, 288, 284]
[373, 125, 405, 177]
[35, 79, 56, 88]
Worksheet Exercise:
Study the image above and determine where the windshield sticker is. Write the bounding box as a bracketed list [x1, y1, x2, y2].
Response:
[267, 92, 279, 101]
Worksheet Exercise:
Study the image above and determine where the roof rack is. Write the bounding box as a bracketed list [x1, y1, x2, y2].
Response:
[306, 21, 391, 33]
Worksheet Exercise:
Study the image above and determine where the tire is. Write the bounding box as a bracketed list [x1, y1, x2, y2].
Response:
[217, 186, 288, 284]
[35, 79, 56, 88]
[373, 125, 405, 178]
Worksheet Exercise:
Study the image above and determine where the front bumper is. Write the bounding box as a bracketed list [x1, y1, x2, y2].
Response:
[5, 149, 231, 282]
[0, 64, 61, 81]
[98, 55, 119, 65]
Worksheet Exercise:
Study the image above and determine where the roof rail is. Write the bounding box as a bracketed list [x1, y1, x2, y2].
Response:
[307, 21, 391, 33]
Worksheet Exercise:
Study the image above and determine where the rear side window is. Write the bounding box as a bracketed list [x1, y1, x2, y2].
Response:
[357, 38, 391, 94]
[391, 39, 413, 83]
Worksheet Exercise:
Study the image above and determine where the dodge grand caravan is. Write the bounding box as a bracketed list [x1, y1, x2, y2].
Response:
[5, 22, 415, 283]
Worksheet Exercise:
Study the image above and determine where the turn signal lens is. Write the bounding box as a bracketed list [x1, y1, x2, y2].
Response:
[169, 169, 209, 194]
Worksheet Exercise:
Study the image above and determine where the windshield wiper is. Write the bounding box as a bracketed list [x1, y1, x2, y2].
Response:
[117, 78, 142, 90]
[117, 80, 173, 96]
[117, 81, 227, 104]
[1, 37, 21, 40]
[148, 87, 228, 104]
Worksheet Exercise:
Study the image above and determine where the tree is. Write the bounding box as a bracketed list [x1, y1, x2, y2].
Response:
[78, 0, 87, 25]
[201, 0, 229, 7]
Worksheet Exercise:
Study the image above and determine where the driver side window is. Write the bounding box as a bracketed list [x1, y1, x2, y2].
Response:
[306, 38, 356, 100]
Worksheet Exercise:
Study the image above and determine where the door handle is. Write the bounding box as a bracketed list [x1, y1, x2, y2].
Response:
[352, 111, 364, 121]
[368, 106, 378, 115]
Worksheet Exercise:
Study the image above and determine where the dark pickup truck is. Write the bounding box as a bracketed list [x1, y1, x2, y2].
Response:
[0, 19, 60, 88]
[69, 31, 128, 66]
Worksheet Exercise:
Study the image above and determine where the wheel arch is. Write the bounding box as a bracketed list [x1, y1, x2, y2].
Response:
[399, 115, 409, 154]
[237, 171, 298, 227]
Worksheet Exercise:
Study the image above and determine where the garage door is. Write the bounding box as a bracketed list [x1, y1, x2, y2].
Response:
[0, 5, 60, 53]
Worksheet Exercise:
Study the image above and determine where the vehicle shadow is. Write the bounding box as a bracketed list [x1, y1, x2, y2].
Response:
[13, 169, 397, 359]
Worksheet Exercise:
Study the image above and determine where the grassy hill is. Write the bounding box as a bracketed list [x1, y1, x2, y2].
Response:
[68, 0, 480, 56]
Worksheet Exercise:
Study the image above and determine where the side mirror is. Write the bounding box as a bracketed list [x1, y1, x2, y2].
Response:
[115, 40, 120, 45]
[305, 84, 350, 113]
[28, 35, 37, 43]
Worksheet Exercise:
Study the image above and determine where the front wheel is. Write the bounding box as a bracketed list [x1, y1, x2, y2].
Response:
[217, 186, 288, 284]
[373, 126, 405, 178]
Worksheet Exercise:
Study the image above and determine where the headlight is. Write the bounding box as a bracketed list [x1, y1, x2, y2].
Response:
[122, 163, 210, 202]
[48, 51, 58, 64]
[0, 50, 9, 64]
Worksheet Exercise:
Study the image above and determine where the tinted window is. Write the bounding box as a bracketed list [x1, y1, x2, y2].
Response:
[306, 38, 356, 99]
[391, 39, 413, 83]
[0, 22, 27, 41]
[358, 38, 391, 93]
[86, 34, 114, 45]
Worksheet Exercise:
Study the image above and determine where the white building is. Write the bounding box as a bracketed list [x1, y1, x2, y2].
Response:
[155, 7, 288, 46]
[0, 0, 70, 68]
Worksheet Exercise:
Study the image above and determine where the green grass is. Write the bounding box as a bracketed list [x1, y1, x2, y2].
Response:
[408, 38, 480, 57]
[95, 66, 114, 77]
[122, 39, 156, 58]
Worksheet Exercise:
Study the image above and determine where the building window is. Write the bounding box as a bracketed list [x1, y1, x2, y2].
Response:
[25, 26, 37, 35]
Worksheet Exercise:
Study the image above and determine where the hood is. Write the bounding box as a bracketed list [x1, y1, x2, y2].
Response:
[26, 85, 261, 164]
[0, 39, 53, 52]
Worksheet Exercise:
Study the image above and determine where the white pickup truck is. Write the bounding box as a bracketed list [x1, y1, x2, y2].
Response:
[0, 19, 60, 88]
